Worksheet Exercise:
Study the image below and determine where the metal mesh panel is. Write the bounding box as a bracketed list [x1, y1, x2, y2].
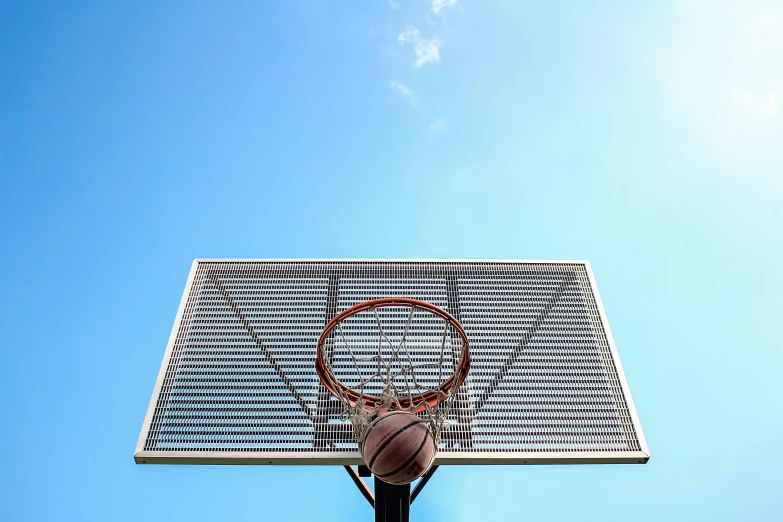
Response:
[137, 260, 647, 464]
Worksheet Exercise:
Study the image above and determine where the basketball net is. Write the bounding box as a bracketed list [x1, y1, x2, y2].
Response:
[316, 298, 471, 455]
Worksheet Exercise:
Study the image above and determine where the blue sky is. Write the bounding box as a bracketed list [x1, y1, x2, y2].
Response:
[1, 1, 781, 520]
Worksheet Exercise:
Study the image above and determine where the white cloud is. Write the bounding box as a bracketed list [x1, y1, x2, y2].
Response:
[430, 119, 449, 133]
[431, 0, 458, 14]
[761, 14, 780, 30]
[731, 89, 779, 116]
[388, 0, 400, 10]
[389, 81, 418, 105]
[663, 2, 783, 179]
[398, 28, 441, 68]
[666, 4, 783, 124]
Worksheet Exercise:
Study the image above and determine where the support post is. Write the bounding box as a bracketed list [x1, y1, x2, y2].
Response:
[374, 476, 410, 522]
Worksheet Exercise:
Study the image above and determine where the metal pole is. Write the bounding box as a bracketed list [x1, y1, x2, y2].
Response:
[374, 476, 410, 522]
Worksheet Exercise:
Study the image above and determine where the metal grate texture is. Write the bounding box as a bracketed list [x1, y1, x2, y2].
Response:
[136, 260, 648, 465]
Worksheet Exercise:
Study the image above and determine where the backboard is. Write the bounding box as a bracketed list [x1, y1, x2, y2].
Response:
[135, 260, 649, 466]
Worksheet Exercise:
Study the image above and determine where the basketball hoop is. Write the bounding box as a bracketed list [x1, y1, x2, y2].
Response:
[316, 297, 470, 480]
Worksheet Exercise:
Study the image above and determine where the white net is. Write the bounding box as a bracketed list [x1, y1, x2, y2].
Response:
[318, 301, 469, 449]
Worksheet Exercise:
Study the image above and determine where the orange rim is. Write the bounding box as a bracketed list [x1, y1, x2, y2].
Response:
[315, 298, 471, 414]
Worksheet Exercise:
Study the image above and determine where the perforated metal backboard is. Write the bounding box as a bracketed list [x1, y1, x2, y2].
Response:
[135, 260, 649, 465]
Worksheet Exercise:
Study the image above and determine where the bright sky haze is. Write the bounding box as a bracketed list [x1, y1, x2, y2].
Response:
[1, 1, 782, 521]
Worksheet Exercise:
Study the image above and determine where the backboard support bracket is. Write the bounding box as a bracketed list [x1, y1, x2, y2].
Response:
[343, 466, 374, 508]
[343, 465, 439, 521]
[410, 465, 438, 504]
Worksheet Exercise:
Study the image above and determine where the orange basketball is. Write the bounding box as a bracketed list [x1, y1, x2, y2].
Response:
[361, 411, 435, 485]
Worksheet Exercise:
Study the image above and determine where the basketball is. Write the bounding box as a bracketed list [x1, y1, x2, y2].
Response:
[361, 411, 435, 485]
